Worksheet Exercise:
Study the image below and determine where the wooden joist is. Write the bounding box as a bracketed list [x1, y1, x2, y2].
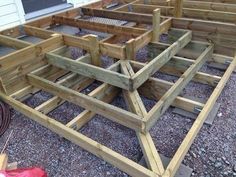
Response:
[163, 52, 236, 177]
[46, 53, 132, 90]
[52, 15, 147, 37]
[132, 29, 192, 90]
[0, 92, 156, 177]
[0, 154, 8, 170]
[27, 74, 144, 132]
[145, 44, 214, 131]
[121, 61, 164, 175]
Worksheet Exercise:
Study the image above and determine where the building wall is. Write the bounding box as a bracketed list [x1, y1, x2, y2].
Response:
[67, 0, 99, 7]
[0, 0, 25, 31]
[0, 0, 99, 31]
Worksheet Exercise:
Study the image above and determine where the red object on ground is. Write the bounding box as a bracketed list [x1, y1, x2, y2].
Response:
[0, 168, 47, 177]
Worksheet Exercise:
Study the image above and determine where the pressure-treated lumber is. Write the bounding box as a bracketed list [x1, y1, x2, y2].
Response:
[174, 0, 183, 18]
[52, 15, 146, 37]
[132, 30, 192, 90]
[66, 83, 120, 130]
[46, 53, 132, 90]
[27, 74, 144, 132]
[152, 9, 161, 42]
[0, 35, 31, 49]
[0, 93, 156, 177]
[0, 35, 63, 72]
[163, 53, 236, 177]
[121, 61, 164, 175]
[0, 154, 8, 170]
[145, 44, 213, 131]
[81, 7, 153, 24]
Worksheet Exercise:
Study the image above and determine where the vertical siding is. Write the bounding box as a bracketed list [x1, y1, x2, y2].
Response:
[0, 0, 25, 31]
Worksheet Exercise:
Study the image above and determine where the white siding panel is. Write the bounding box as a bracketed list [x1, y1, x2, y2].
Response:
[0, 0, 25, 30]
[0, 0, 14, 7]
[0, 13, 19, 26]
[0, 4, 17, 16]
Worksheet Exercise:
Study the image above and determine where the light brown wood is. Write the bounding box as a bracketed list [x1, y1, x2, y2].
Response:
[0, 154, 8, 170]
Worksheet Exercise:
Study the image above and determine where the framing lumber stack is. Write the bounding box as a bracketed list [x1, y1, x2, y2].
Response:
[0, 0, 235, 176]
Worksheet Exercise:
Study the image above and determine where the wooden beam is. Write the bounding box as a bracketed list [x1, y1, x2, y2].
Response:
[132, 30, 192, 90]
[27, 74, 144, 132]
[81, 7, 153, 24]
[120, 61, 164, 175]
[171, 18, 236, 56]
[139, 77, 205, 114]
[46, 53, 132, 90]
[35, 60, 119, 116]
[0, 35, 31, 49]
[24, 25, 55, 39]
[145, 44, 213, 131]
[53, 15, 146, 37]
[152, 9, 161, 42]
[0, 93, 156, 177]
[163, 52, 236, 177]
[174, 0, 183, 17]
[0, 154, 8, 170]
[0, 35, 63, 72]
[35, 75, 93, 114]
[85, 35, 101, 66]
[66, 84, 120, 130]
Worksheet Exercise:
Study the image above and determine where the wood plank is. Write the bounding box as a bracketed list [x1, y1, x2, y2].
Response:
[0, 35, 31, 49]
[132, 30, 192, 90]
[0, 35, 63, 72]
[152, 9, 161, 42]
[0, 154, 8, 170]
[35, 58, 119, 115]
[120, 61, 164, 175]
[23, 25, 55, 39]
[27, 74, 144, 132]
[81, 7, 153, 24]
[0, 93, 156, 177]
[163, 52, 236, 177]
[46, 53, 132, 90]
[66, 62, 122, 129]
[145, 44, 213, 131]
[53, 15, 146, 37]
[174, 0, 183, 17]
[66, 84, 120, 130]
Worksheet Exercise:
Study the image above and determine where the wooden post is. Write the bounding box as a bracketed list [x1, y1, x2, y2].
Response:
[126, 39, 136, 60]
[174, 0, 183, 18]
[0, 154, 8, 170]
[152, 9, 161, 42]
[86, 35, 101, 66]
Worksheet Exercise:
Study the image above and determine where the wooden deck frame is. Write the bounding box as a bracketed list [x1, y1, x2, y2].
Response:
[0, 1, 235, 177]
[44, 29, 191, 91]
[105, 0, 236, 23]
[85, 0, 236, 57]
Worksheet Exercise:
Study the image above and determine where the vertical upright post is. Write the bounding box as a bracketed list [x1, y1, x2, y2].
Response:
[167, 0, 171, 6]
[87, 35, 101, 66]
[0, 79, 7, 94]
[152, 9, 161, 42]
[0, 154, 8, 170]
[126, 39, 136, 60]
[174, 0, 183, 18]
